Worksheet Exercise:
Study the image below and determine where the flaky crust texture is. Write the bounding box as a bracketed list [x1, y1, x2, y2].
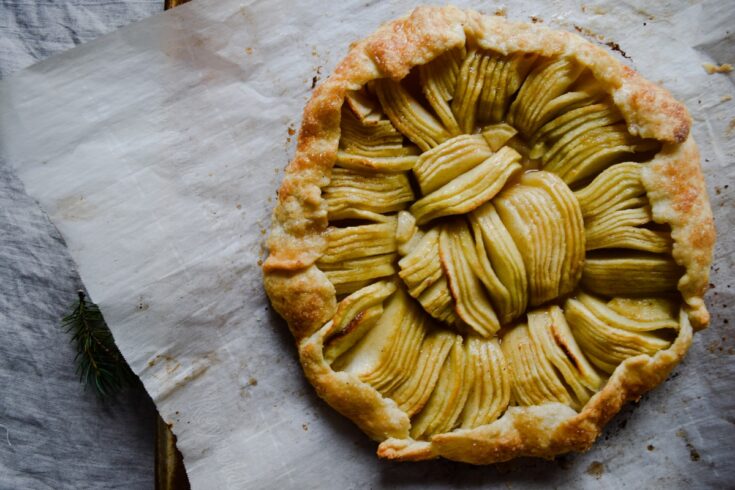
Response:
[262, 6, 715, 462]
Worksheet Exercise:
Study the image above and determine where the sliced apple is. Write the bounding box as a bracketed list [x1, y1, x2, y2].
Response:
[323, 167, 414, 221]
[521, 171, 585, 298]
[494, 179, 565, 306]
[374, 78, 451, 152]
[577, 292, 679, 332]
[581, 252, 682, 296]
[336, 289, 426, 396]
[452, 50, 491, 133]
[324, 280, 398, 363]
[542, 123, 659, 184]
[606, 296, 679, 325]
[398, 227, 459, 325]
[574, 162, 646, 219]
[502, 323, 574, 407]
[410, 146, 521, 225]
[479, 52, 537, 124]
[585, 206, 672, 253]
[318, 218, 397, 265]
[410, 335, 471, 439]
[528, 306, 602, 409]
[388, 328, 455, 417]
[440, 220, 500, 338]
[469, 202, 527, 323]
[565, 294, 674, 373]
[481, 122, 518, 152]
[419, 47, 465, 135]
[413, 134, 492, 195]
[319, 253, 397, 295]
[507, 57, 584, 137]
[459, 336, 510, 428]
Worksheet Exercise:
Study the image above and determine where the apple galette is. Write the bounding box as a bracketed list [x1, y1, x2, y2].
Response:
[263, 6, 715, 463]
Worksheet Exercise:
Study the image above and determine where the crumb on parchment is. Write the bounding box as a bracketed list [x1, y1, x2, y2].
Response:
[703, 62, 733, 74]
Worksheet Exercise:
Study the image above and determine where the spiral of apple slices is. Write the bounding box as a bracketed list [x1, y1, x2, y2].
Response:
[564, 293, 677, 373]
[507, 57, 584, 137]
[469, 202, 528, 324]
[334, 288, 428, 394]
[323, 167, 414, 222]
[323, 280, 398, 363]
[581, 252, 682, 297]
[410, 146, 522, 225]
[494, 171, 584, 306]
[439, 220, 501, 338]
[419, 47, 465, 136]
[374, 78, 451, 152]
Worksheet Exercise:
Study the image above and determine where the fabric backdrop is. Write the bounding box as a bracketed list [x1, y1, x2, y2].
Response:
[1, 1, 161, 489]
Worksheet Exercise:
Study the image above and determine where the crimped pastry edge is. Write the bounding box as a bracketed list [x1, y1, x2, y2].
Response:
[262, 5, 714, 462]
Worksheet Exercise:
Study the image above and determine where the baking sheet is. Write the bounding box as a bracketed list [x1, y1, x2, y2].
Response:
[1, 0, 733, 487]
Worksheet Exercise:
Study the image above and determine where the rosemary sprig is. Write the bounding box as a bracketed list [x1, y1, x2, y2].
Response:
[62, 290, 133, 399]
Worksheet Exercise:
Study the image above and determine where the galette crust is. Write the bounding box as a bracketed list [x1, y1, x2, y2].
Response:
[262, 5, 714, 462]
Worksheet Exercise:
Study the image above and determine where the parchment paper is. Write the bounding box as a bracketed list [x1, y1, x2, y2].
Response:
[1, 0, 733, 488]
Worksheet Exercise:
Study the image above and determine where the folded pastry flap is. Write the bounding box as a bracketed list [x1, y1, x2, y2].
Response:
[641, 138, 715, 329]
[299, 323, 410, 442]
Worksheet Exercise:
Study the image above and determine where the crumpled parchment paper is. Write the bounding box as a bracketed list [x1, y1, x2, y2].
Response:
[0, 0, 733, 488]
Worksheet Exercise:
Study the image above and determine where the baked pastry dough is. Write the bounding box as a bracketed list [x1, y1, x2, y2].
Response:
[263, 6, 715, 463]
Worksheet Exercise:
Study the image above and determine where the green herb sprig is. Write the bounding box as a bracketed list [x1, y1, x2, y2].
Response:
[62, 290, 133, 399]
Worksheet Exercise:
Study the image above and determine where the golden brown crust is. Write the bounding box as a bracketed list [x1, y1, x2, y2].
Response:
[642, 137, 715, 329]
[262, 5, 713, 463]
[299, 324, 411, 441]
